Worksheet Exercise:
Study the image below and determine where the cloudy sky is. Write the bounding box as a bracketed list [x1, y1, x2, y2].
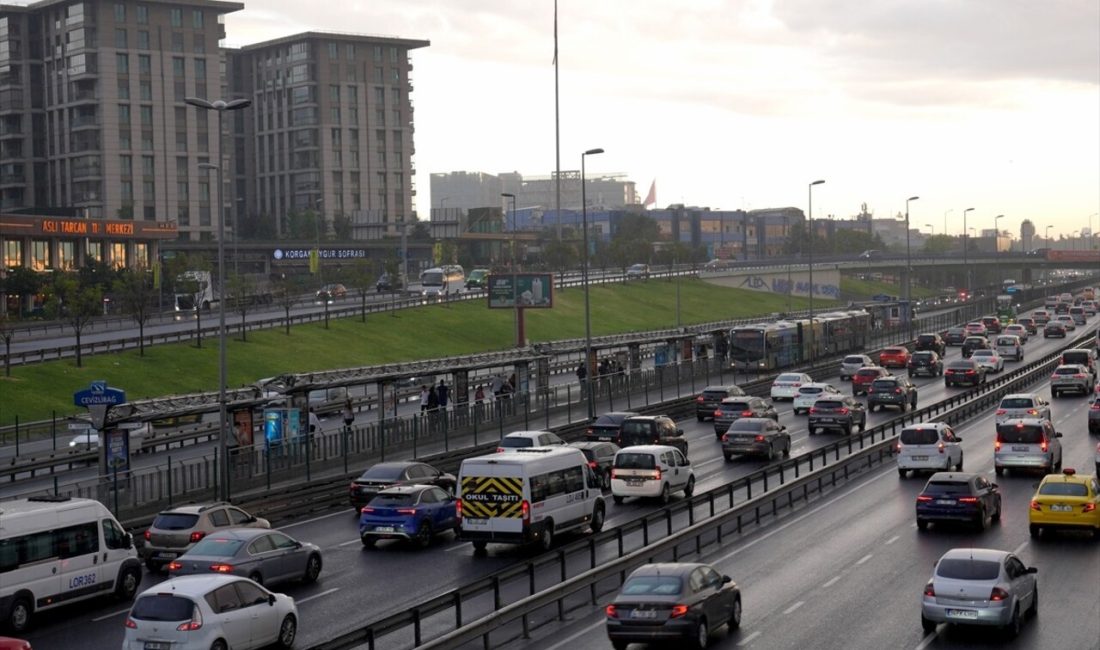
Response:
[235, 1, 1094, 238]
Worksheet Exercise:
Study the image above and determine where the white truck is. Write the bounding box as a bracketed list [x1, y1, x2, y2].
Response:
[173, 270, 218, 312]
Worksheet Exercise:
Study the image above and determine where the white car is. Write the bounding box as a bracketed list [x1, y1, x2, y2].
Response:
[123, 575, 298, 650]
[68, 424, 148, 452]
[1003, 324, 1029, 343]
[497, 430, 566, 453]
[839, 355, 873, 381]
[1055, 314, 1077, 331]
[995, 393, 1051, 425]
[610, 445, 694, 505]
[970, 349, 1005, 373]
[770, 373, 812, 401]
[792, 383, 842, 415]
[897, 423, 963, 477]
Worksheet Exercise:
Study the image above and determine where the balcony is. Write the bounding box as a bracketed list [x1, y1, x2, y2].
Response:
[0, 172, 26, 187]
[70, 115, 99, 129]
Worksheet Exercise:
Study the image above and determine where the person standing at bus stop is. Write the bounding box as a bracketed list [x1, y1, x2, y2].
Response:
[437, 380, 450, 428]
[419, 385, 430, 413]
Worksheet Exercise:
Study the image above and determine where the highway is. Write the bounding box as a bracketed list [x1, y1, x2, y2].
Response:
[14, 316, 1098, 649]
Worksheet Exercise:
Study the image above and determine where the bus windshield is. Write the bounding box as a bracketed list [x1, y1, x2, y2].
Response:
[729, 330, 765, 362]
[421, 271, 443, 286]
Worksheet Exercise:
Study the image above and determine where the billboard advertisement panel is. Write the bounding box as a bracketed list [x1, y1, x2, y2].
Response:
[488, 273, 554, 309]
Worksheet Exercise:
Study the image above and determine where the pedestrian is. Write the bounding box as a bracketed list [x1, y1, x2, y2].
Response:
[341, 399, 355, 429]
[575, 362, 587, 382]
[490, 373, 504, 397]
[475, 384, 485, 404]
[437, 379, 450, 409]
[508, 373, 516, 392]
[419, 385, 429, 413]
[308, 408, 321, 434]
[427, 385, 439, 412]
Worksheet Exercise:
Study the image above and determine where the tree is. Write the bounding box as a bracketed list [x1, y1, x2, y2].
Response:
[114, 267, 156, 356]
[77, 259, 118, 292]
[345, 258, 377, 323]
[225, 273, 256, 342]
[332, 212, 354, 240]
[285, 209, 322, 241]
[608, 237, 652, 272]
[273, 274, 301, 335]
[922, 234, 956, 255]
[1, 267, 42, 318]
[46, 273, 102, 368]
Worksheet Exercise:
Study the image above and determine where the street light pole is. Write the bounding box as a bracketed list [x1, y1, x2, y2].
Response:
[943, 209, 953, 239]
[784, 215, 792, 312]
[925, 224, 934, 237]
[962, 207, 975, 297]
[186, 96, 251, 502]
[581, 148, 604, 419]
[993, 215, 1004, 253]
[1045, 225, 1053, 247]
[905, 195, 919, 341]
[807, 179, 825, 362]
[502, 193, 520, 347]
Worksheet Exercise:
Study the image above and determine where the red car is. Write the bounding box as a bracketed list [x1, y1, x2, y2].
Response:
[0, 638, 31, 650]
[980, 315, 1003, 334]
[879, 347, 911, 368]
[852, 366, 891, 396]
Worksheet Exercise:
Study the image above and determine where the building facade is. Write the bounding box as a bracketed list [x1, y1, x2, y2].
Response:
[430, 169, 639, 214]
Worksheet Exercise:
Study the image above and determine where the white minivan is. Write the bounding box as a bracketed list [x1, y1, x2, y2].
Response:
[610, 445, 695, 505]
[458, 447, 605, 554]
[994, 335, 1024, 361]
[0, 496, 142, 633]
[896, 423, 964, 478]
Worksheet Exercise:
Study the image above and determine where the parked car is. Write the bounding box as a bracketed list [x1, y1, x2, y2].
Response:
[944, 359, 987, 387]
[897, 423, 964, 477]
[994, 336, 1024, 361]
[920, 548, 1037, 636]
[770, 373, 812, 401]
[808, 396, 867, 435]
[961, 336, 991, 359]
[792, 383, 841, 415]
[995, 393, 1051, 425]
[584, 411, 639, 445]
[878, 346, 911, 368]
[907, 351, 944, 377]
[712, 397, 778, 438]
[944, 327, 968, 346]
[695, 385, 746, 421]
[570, 440, 620, 489]
[852, 366, 890, 396]
[167, 528, 322, 587]
[619, 415, 689, 457]
[994, 419, 1063, 476]
[1050, 364, 1096, 397]
[720, 418, 790, 461]
[605, 563, 741, 649]
[142, 503, 270, 572]
[124, 575, 299, 650]
[915, 333, 947, 356]
[359, 484, 459, 548]
[1043, 320, 1067, 338]
[867, 376, 918, 412]
[348, 461, 456, 510]
[610, 445, 694, 505]
[498, 430, 567, 452]
[980, 315, 1003, 334]
[1028, 469, 1100, 538]
[839, 354, 874, 380]
[316, 283, 347, 302]
[915, 472, 1002, 531]
[971, 349, 1005, 374]
[1015, 317, 1038, 335]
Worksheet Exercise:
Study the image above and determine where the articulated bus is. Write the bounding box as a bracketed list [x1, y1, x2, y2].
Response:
[729, 310, 872, 371]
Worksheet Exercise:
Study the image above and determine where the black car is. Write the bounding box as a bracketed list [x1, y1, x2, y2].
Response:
[584, 411, 639, 445]
[907, 351, 944, 377]
[570, 441, 620, 489]
[605, 563, 741, 650]
[914, 333, 946, 356]
[375, 273, 403, 292]
[619, 415, 688, 457]
[944, 359, 987, 387]
[720, 417, 791, 461]
[348, 461, 456, 510]
[1043, 321, 1067, 338]
[712, 397, 778, 438]
[867, 376, 918, 412]
[695, 385, 746, 421]
[961, 336, 991, 359]
[944, 327, 968, 346]
[808, 396, 867, 435]
[915, 472, 1002, 531]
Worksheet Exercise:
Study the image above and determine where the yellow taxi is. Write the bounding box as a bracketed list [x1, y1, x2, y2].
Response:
[1028, 468, 1100, 538]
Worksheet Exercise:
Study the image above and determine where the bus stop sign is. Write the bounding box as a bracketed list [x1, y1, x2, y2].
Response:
[74, 380, 127, 429]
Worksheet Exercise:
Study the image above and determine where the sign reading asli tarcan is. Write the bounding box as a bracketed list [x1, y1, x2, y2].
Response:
[488, 273, 554, 309]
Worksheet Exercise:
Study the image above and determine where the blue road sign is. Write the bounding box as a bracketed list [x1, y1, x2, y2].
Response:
[73, 381, 127, 407]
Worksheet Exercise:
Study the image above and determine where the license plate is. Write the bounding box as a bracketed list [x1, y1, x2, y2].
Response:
[374, 526, 396, 533]
[463, 518, 487, 526]
[144, 643, 170, 650]
[936, 499, 956, 505]
[946, 609, 978, 620]
[817, 418, 835, 423]
[912, 456, 929, 461]
[630, 609, 657, 619]
[155, 552, 177, 560]
[626, 479, 644, 487]
[1051, 504, 1072, 512]
[1012, 446, 1030, 452]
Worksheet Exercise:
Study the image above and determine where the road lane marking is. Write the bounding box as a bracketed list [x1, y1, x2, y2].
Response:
[445, 541, 471, 552]
[297, 587, 339, 604]
[822, 575, 842, 588]
[279, 509, 355, 530]
[738, 630, 762, 645]
[885, 535, 900, 545]
[337, 538, 361, 547]
[855, 553, 873, 565]
[696, 457, 724, 469]
[782, 600, 804, 615]
[545, 619, 605, 650]
[1013, 540, 1029, 556]
[92, 607, 131, 622]
[914, 630, 939, 650]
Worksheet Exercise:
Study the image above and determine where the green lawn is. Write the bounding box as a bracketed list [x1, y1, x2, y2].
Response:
[1, 279, 828, 425]
[841, 276, 941, 300]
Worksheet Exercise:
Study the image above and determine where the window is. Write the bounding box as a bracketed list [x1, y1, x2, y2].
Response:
[142, 180, 154, 198]
[373, 45, 382, 61]
[327, 43, 337, 59]
[247, 535, 274, 555]
[347, 85, 357, 103]
[139, 80, 151, 101]
[57, 241, 75, 270]
[116, 53, 128, 74]
[119, 131, 131, 149]
[117, 78, 130, 99]
[345, 43, 355, 60]
[192, 10, 203, 29]
[118, 104, 131, 124]
[208, 509, 229, 527]
[142, 155, 154, 176]
[114, 3, 126, 22]
[137, 30, 149, 49]
[170, 8, 182, 27]
[171, 31, 184, 52]
[2, 240, 21, 268]
[205, 584, 241, 614]
[233, 581, 268, 608]
[374, 87, 384, 104]
[193, 33, 204, 53]
[103, 519, 128, 550]
[119, 154, 132, 175]
[139, 105, 152, 125]
[270, 533, 298, 550]
[30, 240, 49, 271]
[177, 181, 188, 199]
[329, 84, 340, 102]
[392, 68, 400, 82]
[138, 54, 151, 75]
[136, 5, 148, 24]
[330, 106, 340, 123]
[177, 205, 189, 226]
[87, 240, 102, 262]
[194, 58, 206, 79]
[57, 522, 100, 559]
[172, 57, 184, 76]
[141, 130, 154, 150]
[120, 180, 133, 201]
[114, 28, 127, 49]
[227, 509, 251, 525]
[374, 66, 383, 83]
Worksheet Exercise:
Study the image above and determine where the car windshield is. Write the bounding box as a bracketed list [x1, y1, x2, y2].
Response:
[188, 537, 245, 556]
[1000, 398, 1035, 409]
[152, 513, 199, 530]
[368, 493, 417, 507]
[620, 576, 683, 596]
[918, 335, 936, 343]
[936, 559, 1001, 581]
[972, 351, 994, 357]
[1063, 353, 1090, 364]
[856, 369, 879, 377]
[729, 419, 768, 432]
[703, 390, 731, 399]
[843, 356, 865, 364]
[870, 379, 898, 390]
[913, 353, 934, 361]
[1038, 483, 1088, 497]
[798, 387, 823, 395]
[620, 421, 654, 436]
[615, 453, 656, 469]
[593, 414, 624, 427]
[924, 481, 971, 495]
[997, 425, 1044, 444]
[900, 428, 939, 445]
[776, 374, 803, 382]
[500, 437, 534, 448]
[814, 400, 845, 410]
[719, 401, 752, 412]
[883, 348, 904, 354]
[131, 594, 195, 622]
[1053, 367, 1082, 376]
[947, 361, 974, 370]
[360, 464, 407, 480]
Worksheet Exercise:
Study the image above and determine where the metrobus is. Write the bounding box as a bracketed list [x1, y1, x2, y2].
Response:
[728, 310, 872, 370]
[420, 265, 465, 298]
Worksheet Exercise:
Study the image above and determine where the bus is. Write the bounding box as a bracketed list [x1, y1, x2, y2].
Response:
[728, 310, 872, 370]
[420, 265, 465, 298]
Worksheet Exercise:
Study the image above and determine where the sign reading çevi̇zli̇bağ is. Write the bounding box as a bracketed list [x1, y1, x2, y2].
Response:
[487, 273, 554, 309]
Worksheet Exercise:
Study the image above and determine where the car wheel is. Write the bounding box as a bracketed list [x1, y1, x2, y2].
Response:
[697, 415, 704, 422]
[898, 468, 907, 478]
[728, 596, 742, 630]
[783, 439, 791, 458]
[683, 476, 696, 498]
[472, 541, 488, 554]
[611, 642, 629, 650]
[248, 571, 264, 586]
[361, 536, 376, 549]
[6, 596, 31, 633]
[1003, 606, 1022, 638]
[658, 483, 671, 505]
[276, 614, 297, 649]
[843, 424, 852, 436]
[995, 466, 1004, 477]
[416, 521, 433, 549]
[601, 470, 611, 490]
[692, 618, 709, 650]
[538, 522, 554, 552]
[590, 502, 606, 532]
[613, 494, 625, 504]
[210, 641, 228, 650]
[1029, 587, 1038, 618]
[956, 453, 964, 471]
[975, 509, 988, 531]
[921, 614, 936, 634]
[303, 553, 322, 583]
[916, 519, 928, 531]
[723, 453, 733, 462]
[144, 559, 164, 573]
[115, 566, 141, 600]
[766, 444, 776, 461]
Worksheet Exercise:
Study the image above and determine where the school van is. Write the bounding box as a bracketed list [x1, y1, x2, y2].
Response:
[457, 447, 605, 554]
[0, 496, 142, 633]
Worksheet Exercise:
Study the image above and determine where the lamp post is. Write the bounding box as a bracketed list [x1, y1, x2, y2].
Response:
[962, 207, 975, 297]
[1088, 213, 1098, 242]
[1045, 225, 1053, 247]
[185, 95, 251, 502]
[581, 148, 604, 419]
[943, 209, 953, 239]
[993, 215, 1004, 253]
[784, 214, 792, 312]
[904, 195, 919, 341]
[501, 193, 520, 347]
[925, 224, 934, 236]
[1072, 230, 1080, 251]
[807, 179, 825, 362]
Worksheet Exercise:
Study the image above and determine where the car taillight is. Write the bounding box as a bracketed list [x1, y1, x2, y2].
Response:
[1076, 374, 1088, 379]
[696, 395, 705, 403]
[209, 563, 233, 573]
[1030, 500, 1041, 511]
[966, 370, 976, 375]
[189, 531, 205, 543]
[838, 407, 850, 415]
[125, 618, 138, 629]
[143, 530, 151, 541]
[1093, 403, 1100, 411]
[611, 469, 619, 479]
[1040, 440, 1049, 453]
[176, 607, 203, 632]
[496, 447, 505, 453]
[397, 508, 417, 515]
[1084, 503, 1096, 513]
[670, 604, 689, 618]
[586, 428, 594, 435]
[167, 561, 182, 571]
[958, 497, 979, 504]
[754, 435, 766, 442]
[894, 388, 902, 394]
[995, 409, 1006, 416]
[455, 500, 463, 521]
[349, 482, 357, 491]
[989, 587, 1010, 602]
[1027, 409, 1039, 415]
[809, 407, 818, 414]
[721, 434, 729, 442]
[994, 440, 1002, 451]
[916, 495, 933, 502]
[742, 410, 754, 417]
[521, 500, 530, 524]
[605, 604, 618, 618]
[923, 582, 935, 597]
[360, 506, 373, 514]
[652, 468, 662, 481]
[793, 382, 802, 387]
[896, 442, 904, 452]
[937, 442, 945, 454]
[714, 409, 723, 417]
[588, 460, 598, 469]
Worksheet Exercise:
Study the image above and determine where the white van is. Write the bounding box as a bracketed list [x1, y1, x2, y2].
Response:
[458, 447, 605, 554]
[610, 445, 695, 505]
[896, 423, 964, 478]
[994, 335, 1024, 361]
[0, 496, 142, 632]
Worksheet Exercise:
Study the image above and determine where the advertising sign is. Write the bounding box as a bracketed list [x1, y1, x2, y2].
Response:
[233, 409, 254, 447]
[287, 408, 302, 441]
[654, 344, 670, 368]
[264, 409, 284, 447]
[104, 428, 130, 473]
[488, 273, 554, 309]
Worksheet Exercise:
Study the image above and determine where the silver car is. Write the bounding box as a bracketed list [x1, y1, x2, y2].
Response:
[1050, 364, 1096, 397]
[840, 354, 873, 381]
[921, 548, 1037, 636]
[995, 393, 1051, 425]
[994, 419, 1063, 476]
[167, 528, 323, 588]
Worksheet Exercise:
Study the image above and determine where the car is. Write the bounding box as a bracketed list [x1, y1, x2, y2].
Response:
[1082, 300, 1098, 316]
[167, 528, 322, 586]
[605, 563, 741, 650]
[770, 373, 812, 401]
[720, 417, 790, 461]
[498, 430, 568, 452]
[66, 423, 148, 452]
[907, 351, 944, 377]
[852, 366, 890, 396]
[1054, 314, 1076, 331]
[1015, 317, 1038, 335]
[464, 268, 490, 290]
[915, 472, 1002, 531]
[964, 321, 988, 337]
[1003, 324, 1028, 343]
[712, 397, 778, 438]
[619, 416, 689, 457]
[0, 639, 30, 650]
[897, 423, 964, 477]
[610, 445, 694, 505]
[971, 349, 1005, 373]
[625, 263, 650, 279]
[944, 359, 986, 387]
[808, 396, 867, 435]
[694, 385, 746, 421]
[944, 327, 968, 346]
[920, 548, 1037, 637]
[570, 440, 620, 489]
[358, 484, 459, 548]
[315, 283, 347, 301]
[1054, 302, 1071, 315]
[980, 315, 1002, 334]
[1031, 309, 1052, 325]
[792, 383, 841, 415]
[375, 272, 403, 292]
[1050, 364, 1096, 397]
[1069, 306, 1088, 325]
[878, 346, 911, 368]
[914, 333, 947, 356]
[867, 376, 918, 412]
[995, 419, 1063, 476]
[123, 574, 299, 650]
[1028, 469, 1100, 538]
[995, 394, 1051, 425]
[858, 249, 883, 259]
[584, 411, 639, 445]
[142, 504, 270, 572]
[1090, 396, 1100, 434]
[994, 335, 1024, 361]
[1043, 320, 1067, 338]
[839, 354, 874, 380]
[961, 336, 991, 359]
[348, 461, 457, 510]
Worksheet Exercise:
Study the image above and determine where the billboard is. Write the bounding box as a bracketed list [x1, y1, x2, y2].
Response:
[488, 273, 554, 309]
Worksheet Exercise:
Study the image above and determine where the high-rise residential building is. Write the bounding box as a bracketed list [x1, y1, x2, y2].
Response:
[430, 170, 638, 214]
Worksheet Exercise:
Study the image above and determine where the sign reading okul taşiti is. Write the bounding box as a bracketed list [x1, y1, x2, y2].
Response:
[488, 273, 554, 309]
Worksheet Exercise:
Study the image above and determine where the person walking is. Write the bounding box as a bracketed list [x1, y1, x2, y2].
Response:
[419, 385, 430, 413]
[437, 380, 450, 409]
[427, 385, 439, 412]
[341, 399, 355, 429]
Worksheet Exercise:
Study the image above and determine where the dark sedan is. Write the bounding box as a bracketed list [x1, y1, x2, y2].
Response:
[808, 397, 867, 435]
[907, 351, 944, 377]
[605, 563, 741, 650]
[712, 397, 778, 438]
[867, 376, 918, 412]
[348, 461, 456, 510]
[584, 411, 639, 445]
[1044, 321, 1067, 338]
[570, 440, 620, 489]
[944, 327, 968, 346]
[944, 359, 987, 387]
[167, 528, 322, 587]
[695, 385, 746, 421]
[915, 472, 1002, 531]
[914, 333, 946, 356]
[720, 418, 790, 461]
[961, 336, 991, 358]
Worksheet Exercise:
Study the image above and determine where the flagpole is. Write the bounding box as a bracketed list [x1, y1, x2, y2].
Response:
[554, 0, 562, 242]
